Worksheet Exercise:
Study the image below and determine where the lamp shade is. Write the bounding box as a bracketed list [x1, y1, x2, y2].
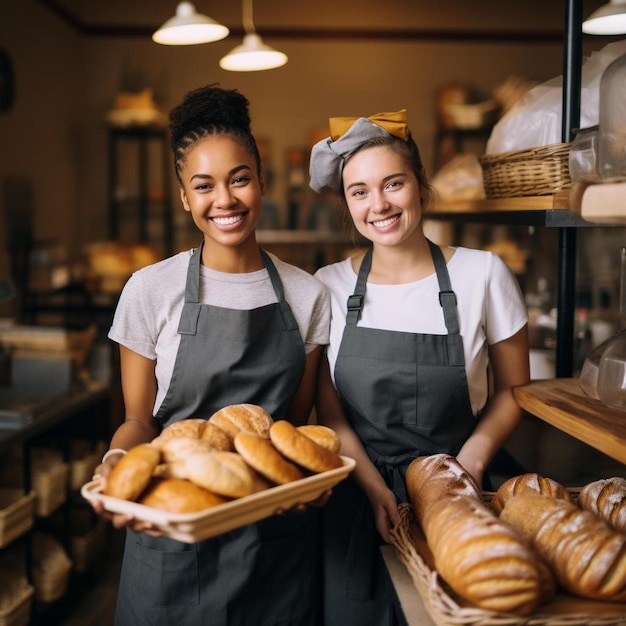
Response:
[153, 1, 230, 45]
[583, 0, 626, 35]
[219, 33, 288, 71]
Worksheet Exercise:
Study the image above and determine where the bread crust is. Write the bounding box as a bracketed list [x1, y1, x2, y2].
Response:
[153, 419, 234, 452]
[578, 476, 626, 533]
[158, 437, 216, 464]
[185, 451, 258, 498]
[103, 443, 161, 501]
[139, 478, 227, 513]
[269, 420, 343, 473]
[234, 431, 304, 485]
[297, 425, 341, 453]
[405, 454, 552, 615]
[491, 472, 574, 514]
[500, 493, 626, 601]
[209, 404, 274, 441]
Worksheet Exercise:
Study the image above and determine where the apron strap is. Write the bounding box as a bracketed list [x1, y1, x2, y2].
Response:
[178, 243, 203, 336]
[261, 250, 300, 331]
[345, 247, 373, 326]
[428, 239, 461, 336]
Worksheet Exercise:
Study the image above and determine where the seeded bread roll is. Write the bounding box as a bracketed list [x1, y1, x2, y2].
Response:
[406, 454, 554, 615]
[103, 443, 161, 501]
[491, 472, 574, 514]
[297, 425, 341, 453]
[500, 493, 626, 602]
[234, 431, 304, 485]
[209, 404, 274, 441]
[578, 476, 626, 533]
[200, 422, 235, 451]
[270, 420, 343, 473]
[139, 478, 228, 513]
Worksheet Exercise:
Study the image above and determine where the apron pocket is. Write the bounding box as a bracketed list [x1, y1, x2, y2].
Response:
[131, 542, 200, 608]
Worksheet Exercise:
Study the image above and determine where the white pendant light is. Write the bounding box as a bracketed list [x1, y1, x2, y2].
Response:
[220, 0, 287, 72]
[153, 2, 230, 45]
[583, 0, 626, 35]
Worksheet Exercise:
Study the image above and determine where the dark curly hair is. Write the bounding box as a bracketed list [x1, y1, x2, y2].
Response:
[169, 83, 262, 186]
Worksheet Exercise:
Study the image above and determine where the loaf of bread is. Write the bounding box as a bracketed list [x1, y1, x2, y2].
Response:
[209, 404, 274, 441]
[406, 454, 554, 615]
[270, 420, 343, 473]
[578, 476, 626, 533]
[154, 418, 233, 451]
[139, 478, 228, 513]
[491, 472, 574, 514]
[103, 443, 161, 501]
[500, 493, 626, 602]
[297, 424, 341, 453]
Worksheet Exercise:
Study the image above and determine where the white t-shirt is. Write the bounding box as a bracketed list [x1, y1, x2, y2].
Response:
[108, 249, 330, 414]
[314, 247, 527, 416]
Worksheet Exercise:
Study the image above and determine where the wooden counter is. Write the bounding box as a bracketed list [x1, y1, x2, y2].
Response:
[513, 377, 626, 465]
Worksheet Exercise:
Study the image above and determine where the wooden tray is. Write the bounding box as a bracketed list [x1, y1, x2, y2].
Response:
[390, 503, 626, 626]
[82, 456, 355, 543]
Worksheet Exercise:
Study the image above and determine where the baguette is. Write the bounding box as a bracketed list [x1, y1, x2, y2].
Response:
[500, 493, 626, 602]
[406, 454, 554, 615]
[578, 476, 626, 533]
[491, 472, 574, 514]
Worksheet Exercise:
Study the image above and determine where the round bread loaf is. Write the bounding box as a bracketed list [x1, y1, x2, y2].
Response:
[209, 404, 274, 441]
[139, 478, 227, 513]
[103, 443, 161, 501]
[159, 437, 216, 464]
[153, 460, 189, 480]
[185, 451, 259, 498]
[158, 418, 206, 441]
[491, 473, 574, 514]
[297, 425, 341, 453]
[234, 431, 304, 485]
[270, 420, 343, 473]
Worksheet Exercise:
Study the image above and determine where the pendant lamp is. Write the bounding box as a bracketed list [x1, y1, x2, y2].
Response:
[153, 2, 230, 45]
[220, 0, 287, 71]
[583, 0, 626, 35]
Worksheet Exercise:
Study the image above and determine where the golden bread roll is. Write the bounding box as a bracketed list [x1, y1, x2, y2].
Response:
[406, 454, 554, 615]
[491, 472, 574, 514]
[157, 418, 207, 441]
[139, 478, 227, 513]
[209, 404, 274, 441]
[578, 476, 626, 533]
[103, 443, 161, 501]
[500, 493, 626, 602]
[234, 431, 304, 485]
[153, 460, 189, 480]
[185, 451, 258, 498]
[159, 437, 216, 464]
[269, 420, 343, 473]
[200, 422, 235, 451]
[297, 424, 341, 453]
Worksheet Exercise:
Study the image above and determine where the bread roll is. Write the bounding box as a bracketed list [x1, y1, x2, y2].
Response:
[491, 472, 574, 514]
[139, 478, 227, 513]
[406, 454, 554, 615]
[578, 476, 626, 533]
[297, 425, 341, 453]
[154, 419, 234, 452]
[158, 437, 216, 464]
[200, 422, 234, 451]
[270, 420, 343, 473]
[209, 404, 274, 441]
[234, 431, 304, 485]
[500, 493, 626, 602]
[185, 451, 259, 498]
[103, 443, 161, 501]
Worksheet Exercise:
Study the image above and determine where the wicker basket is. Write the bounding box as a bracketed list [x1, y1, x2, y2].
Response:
[479, 142, 572, 199]
[32, 533, 73, 604]
[0, 490, 36, 548]
[33, 462, 69, 517]
[0, 584, 34, 626]
[390, 503, 626, 626]
[70, 510, 107, 573]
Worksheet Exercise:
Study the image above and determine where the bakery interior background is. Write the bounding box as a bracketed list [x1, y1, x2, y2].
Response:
[0, 0, 623, 310]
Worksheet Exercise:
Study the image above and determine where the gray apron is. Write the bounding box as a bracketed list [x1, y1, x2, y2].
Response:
[115, 243, 320, 626]
[322, 240, 475, 626]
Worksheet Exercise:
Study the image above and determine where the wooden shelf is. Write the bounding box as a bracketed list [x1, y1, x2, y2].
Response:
[430, 189, 624, 227]
[513, 378, 626, 465]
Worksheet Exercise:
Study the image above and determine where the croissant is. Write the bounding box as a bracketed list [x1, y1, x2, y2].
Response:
[500, 493, 626, 601]
[491, 472, 574, 514]
[578, 476, 626, 533]
[406, 454, 554, 615]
